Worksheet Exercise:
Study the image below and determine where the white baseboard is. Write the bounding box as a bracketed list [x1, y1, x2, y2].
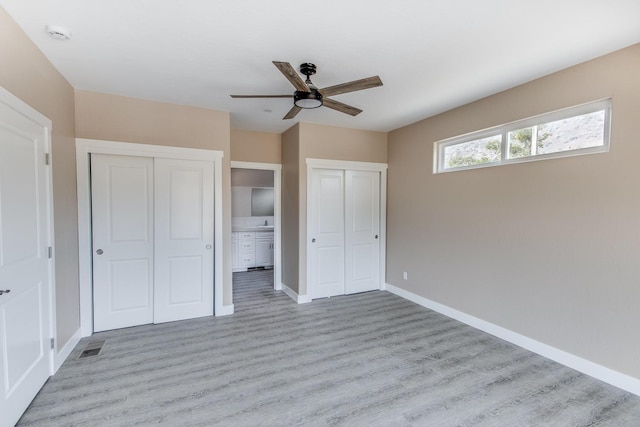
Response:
[274, 282, 283, 291]
[385, 283, 640, 397]
[215, 304, 234, 316]
[54, 328, 82, 373]
[281, 284, 312, 304]
[299, 294, 312, 303]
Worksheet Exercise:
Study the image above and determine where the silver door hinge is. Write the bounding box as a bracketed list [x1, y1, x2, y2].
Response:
[48, 246, 53, 258]
[50, 338, 55, 350]
[45, 153, 50, 165]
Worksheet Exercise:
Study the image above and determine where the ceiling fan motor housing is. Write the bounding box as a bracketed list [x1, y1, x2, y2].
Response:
[299, 63, 317, 76]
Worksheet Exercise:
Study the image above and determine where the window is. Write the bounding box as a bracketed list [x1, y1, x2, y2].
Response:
[435, 100, 611, 173]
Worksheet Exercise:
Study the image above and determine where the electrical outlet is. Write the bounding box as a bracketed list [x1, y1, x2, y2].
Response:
[403, 272, 408, 280]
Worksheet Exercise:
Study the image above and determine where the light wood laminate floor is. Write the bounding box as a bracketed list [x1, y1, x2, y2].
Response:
[18, 270, 640, 426]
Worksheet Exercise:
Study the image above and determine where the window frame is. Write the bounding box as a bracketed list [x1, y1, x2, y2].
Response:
[434, 99, 611, 173]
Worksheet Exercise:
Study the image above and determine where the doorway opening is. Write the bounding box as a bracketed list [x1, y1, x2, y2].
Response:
[230, 162, 282, 307]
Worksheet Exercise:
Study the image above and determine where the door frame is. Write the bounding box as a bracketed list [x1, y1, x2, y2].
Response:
[0, 86, 56, 373]
[76, 138, 225, 337]
[230, 161, 282, 290]
[305, 158, 387, 300]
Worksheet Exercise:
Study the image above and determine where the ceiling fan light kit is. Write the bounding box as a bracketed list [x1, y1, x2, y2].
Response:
[294, 89, 323, 109]
[231, 61, 382, 120]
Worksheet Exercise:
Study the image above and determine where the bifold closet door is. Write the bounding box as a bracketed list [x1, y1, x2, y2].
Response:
[91, 154, 154, 332]
[153, 158, 214, 323]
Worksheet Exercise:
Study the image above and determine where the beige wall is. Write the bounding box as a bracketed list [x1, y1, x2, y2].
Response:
[76, 91, 230, 149]
[281, 124, 300, 291]
[75, 90, 234, 306]
[231, 169, 274, 187]
[300, 123, 388, 162]
[387, 43, 640, 379]
[231, 129, 281, 163]
[0, 7, 80, 351]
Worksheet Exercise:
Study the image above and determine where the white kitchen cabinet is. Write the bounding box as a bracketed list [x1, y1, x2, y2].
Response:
[239, 232, 255, 270]
[232, 230, 274, 271]
[255, 231, 274, 267]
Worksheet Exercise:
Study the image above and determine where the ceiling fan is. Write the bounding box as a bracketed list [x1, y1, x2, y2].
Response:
[231, 61, 383, 120]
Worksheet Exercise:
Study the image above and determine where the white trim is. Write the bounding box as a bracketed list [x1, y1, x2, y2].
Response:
[379, 169, 387, 295]
[76, 138, 225, 336]
[306, 158, 388, 172]
[45, 123, 56, 375]
[385, 283, 640, 397]
[215, 304, 235, 316]
[230, 161, 283, 290]
[54, 328, 82, 372]
[0, 86, 57, 376]
[305, 158, 387, 302]
[212, 152, 226, 317]
[281, 284, 312, 304]
[0, 86, 51, 126]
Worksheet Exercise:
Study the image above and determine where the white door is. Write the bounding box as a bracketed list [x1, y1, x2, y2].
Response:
[91, 154, 154, 332]
[345, 170, 380, 294]
[309, 169, 345, 299]
[153, 158, 214, 323]
[0, 99, 52, 426]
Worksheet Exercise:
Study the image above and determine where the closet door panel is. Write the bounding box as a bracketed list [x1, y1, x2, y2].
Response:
[91, 154, 154, 332]
[309, 169, 345, 299]
[154, 158, 214, 323]
[345, 170, 380, 294]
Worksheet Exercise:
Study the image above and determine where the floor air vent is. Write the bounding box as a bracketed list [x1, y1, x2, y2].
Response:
[79, 340, 105, 359]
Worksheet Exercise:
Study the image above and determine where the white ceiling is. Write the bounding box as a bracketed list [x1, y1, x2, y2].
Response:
[2, 0, 639, 134]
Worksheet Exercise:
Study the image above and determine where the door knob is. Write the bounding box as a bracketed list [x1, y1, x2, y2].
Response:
[205, 244, 212, 250]
[311, 238, 316, 243]
[96, 249, 103, 255]
[375, 235, 379, 239]
[0, 289, 11, 296]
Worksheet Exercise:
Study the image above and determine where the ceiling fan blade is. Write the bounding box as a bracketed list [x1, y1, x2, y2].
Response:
[283, 105, 302, 120]
[273, 61, 310, 93]
[230, 95, 293, 98]
[322, 98, 363, 116]
[319, 76, 383, 97]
